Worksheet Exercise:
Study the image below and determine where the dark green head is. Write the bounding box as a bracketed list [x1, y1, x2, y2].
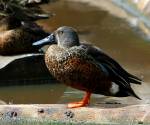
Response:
[33, 26, 80, 49]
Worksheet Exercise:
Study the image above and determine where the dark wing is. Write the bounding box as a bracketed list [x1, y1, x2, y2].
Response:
[0, 53, 56, 85]
[0, 53, 44, 69]
[81, 43, 142, 84]
[80, 43, 142, 99]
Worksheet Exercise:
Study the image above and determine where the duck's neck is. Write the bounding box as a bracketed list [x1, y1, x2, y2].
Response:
[47, 45, 65, 56]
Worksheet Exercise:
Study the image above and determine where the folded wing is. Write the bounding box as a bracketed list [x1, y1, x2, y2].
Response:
[81, 43, 142, 99]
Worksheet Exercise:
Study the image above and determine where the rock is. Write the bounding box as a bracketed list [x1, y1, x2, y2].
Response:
[0, 104, 149, 124]
[0, 54, 57, 85]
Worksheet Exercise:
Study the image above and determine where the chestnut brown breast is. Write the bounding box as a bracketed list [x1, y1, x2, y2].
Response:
[45, 45, 112, 95]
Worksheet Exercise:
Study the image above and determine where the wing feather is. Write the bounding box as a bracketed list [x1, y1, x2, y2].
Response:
[81, 43, 142, 86]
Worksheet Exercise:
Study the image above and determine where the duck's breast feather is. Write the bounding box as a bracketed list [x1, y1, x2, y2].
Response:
[45, 46, 111, 93]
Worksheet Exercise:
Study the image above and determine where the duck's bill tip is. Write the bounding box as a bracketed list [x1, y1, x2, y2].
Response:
[32, 39, 44, 46]
[32, 34, 55, 47]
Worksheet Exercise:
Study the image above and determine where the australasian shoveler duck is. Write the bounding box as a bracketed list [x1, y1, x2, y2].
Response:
[0, 16, 21, 32]
[0, 16, 49, 55]
[33, 26, 142, 108]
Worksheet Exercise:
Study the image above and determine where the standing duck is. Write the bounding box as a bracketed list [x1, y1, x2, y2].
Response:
[33, 26, 142, 108]
[0, 16, 49, 55]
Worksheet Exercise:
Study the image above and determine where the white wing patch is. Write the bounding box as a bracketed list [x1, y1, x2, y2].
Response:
[110, 82, 119, 95]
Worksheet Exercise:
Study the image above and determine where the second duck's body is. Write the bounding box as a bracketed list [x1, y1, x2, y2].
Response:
[0, 16, 49, 55]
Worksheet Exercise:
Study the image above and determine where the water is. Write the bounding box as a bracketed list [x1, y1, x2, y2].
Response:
[0, 0, 150, 105]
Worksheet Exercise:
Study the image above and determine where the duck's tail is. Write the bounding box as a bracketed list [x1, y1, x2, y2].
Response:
[127, 73, 142, 85]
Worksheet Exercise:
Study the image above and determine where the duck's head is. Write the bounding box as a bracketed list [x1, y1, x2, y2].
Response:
[33, 26, 80, 49]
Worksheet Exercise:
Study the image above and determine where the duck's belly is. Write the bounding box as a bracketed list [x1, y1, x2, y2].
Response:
[45, 48, 112, 95]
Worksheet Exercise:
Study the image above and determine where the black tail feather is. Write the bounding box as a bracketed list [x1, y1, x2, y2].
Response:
[128, 72, 142, 84]
[127, 89, 141, 100]
[102, 59, 142, 85]
[129, 74, 142, 81]
[128, 77, 142, 84]
[115, 83, 141, 100]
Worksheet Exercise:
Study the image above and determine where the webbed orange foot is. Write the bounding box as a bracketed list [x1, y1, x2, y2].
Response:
[67, 101, 89, 108]
[67, 92, 91, 108]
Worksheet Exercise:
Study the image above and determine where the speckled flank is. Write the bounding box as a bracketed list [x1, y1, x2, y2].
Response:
[45, 45, 112, 95]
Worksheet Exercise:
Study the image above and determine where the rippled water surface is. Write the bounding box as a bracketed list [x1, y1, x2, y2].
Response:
[0, 0, 150, 105]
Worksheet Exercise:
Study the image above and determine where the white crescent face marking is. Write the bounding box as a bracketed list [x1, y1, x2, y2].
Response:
[110, 82, 119, 95]
[56, 34, 61, 46]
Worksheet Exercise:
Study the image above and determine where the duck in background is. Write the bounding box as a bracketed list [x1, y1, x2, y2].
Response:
[0, 15, 49, 55]
[0, 16, 21, 32]
[33, 26, 142, 108]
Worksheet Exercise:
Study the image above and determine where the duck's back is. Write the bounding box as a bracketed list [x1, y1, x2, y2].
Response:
[0, 27, 48, 55]
[45, 45, 112, 95]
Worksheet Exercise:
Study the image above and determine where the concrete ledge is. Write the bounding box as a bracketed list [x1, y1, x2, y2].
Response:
[0, 104, 149, 124]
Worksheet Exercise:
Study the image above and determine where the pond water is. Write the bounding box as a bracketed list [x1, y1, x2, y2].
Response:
[0, 0, 150, 105]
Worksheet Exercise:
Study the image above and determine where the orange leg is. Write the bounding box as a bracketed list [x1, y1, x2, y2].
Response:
[67, 92, 91, 108]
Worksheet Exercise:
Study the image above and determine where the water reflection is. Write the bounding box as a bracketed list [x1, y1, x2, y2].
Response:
[0, 84, 65, 104]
